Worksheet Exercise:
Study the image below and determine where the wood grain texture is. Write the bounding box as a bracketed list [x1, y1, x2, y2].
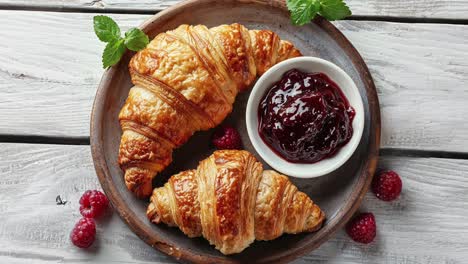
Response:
[0, 11, 467, 152]
[1, 0, 468, 19]
[1, 143, 467, 263]
[347, 0, 468, 19]
[0, 0, 181, 11]
[334, 21, 468, 152]
[0, 143, 172, 264]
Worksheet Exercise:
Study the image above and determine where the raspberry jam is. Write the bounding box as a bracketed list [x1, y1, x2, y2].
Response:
[258, 69, 355, 163]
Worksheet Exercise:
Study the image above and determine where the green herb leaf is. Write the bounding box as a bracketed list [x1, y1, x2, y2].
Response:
[94, 16, 151, 67]
[102, 38, 126, 69]
[319, 0, 352, 21]
[287, 0, 320, 26]
[124, 28, 150, 51]
[94, 15, 121, 43]
[286, 0, 351, 25]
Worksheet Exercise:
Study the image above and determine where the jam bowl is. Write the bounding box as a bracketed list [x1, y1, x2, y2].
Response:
[246, 57, 364, 178]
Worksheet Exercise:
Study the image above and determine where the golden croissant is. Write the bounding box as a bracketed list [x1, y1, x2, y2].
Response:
[118, 23, 302, 198]
[147, 150, 325, 255]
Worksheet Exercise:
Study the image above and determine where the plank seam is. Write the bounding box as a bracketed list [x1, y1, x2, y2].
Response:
[1, 5, 468, 25]
[379, 148, 468, 160]
[1, 135, 468, 159]
[348, 15, 468, 25]
[0, 135, 90, 145]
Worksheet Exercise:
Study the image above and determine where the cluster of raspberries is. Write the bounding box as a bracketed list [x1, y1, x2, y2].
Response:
[70, 190, 109, 248]
[346, 170, 402, 244]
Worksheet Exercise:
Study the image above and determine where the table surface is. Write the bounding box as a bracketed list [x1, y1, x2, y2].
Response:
[1, 1, 467, 263]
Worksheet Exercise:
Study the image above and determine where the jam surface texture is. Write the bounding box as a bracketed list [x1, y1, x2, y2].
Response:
[258, 69, 355, 163]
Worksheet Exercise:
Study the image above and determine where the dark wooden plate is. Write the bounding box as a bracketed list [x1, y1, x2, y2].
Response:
[90, 0, 381, 263]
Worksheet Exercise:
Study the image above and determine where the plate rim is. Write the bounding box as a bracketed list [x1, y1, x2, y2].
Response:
[90, 0, 381, 263]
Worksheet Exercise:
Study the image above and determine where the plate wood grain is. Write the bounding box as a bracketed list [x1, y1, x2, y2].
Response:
[90, 0, 381, 263]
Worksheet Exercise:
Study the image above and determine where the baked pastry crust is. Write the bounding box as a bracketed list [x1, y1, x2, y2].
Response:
[119, 23, 302, 197]
[147, 150, 325, 255]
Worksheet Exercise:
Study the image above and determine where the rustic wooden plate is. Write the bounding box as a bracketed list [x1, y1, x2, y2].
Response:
[90, 0, 381, 263]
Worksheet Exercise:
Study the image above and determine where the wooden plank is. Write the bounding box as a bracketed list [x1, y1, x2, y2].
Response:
[1, 11, 468, 152]
[347, 0, 468, 20]
[1, 143, 467, 263]
[334, 21, 468, 152]
[0, 143, 172, 264]
[0, 12, 135, 137]
[1, 0, 468, 19]
[301, 157, 468, 264]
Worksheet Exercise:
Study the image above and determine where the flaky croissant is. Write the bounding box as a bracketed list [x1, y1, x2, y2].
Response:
[147, 150, 325, 255]
[118, 23, 302, 198]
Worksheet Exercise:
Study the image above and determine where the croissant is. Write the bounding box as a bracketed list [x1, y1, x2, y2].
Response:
[147, 150, 325, 255]
[118, 23, 302, 198]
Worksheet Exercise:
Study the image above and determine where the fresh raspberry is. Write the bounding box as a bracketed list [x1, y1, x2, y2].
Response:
[212, 125, 242, 150]
[346, 212, 376, 244]
[70, 217, 96, 248]
[79, 190, 109, 218]
[372, 170, 402, 201]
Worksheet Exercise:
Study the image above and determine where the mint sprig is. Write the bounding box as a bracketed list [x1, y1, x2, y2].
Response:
[93, 15, 150, 69]
[287, 0, 351, 26]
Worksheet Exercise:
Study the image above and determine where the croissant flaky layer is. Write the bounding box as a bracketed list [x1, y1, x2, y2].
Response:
[147, 150, 325, 255]
[118, 23, 302, 198]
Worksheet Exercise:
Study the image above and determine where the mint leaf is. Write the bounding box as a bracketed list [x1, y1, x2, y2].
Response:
[286, 0, 351, 25]
[124, 28, 150, 51]
[94, 15, 121, 43]
[102, 39, 126, 69]
[94, 16, 150, 68]
[287, 0, 320, 26]
[319, 0, 351, 21]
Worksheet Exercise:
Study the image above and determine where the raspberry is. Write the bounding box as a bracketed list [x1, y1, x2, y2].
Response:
[346, 212, 376, 244]
[79, 190, 109, 218]
[212, 125, 242, 150]
[372, 170, 402, 201]
[70, 218, 96, 248]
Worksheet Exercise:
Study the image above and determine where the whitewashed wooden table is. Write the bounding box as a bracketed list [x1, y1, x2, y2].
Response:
[1, 1, 467, 263]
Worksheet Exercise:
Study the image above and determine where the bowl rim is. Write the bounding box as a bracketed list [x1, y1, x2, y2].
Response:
[90, 1, 381, 263]
[246, 56, 365, 178]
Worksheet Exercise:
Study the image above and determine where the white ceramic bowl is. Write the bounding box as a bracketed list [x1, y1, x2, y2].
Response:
[246, 57, 365, 178]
